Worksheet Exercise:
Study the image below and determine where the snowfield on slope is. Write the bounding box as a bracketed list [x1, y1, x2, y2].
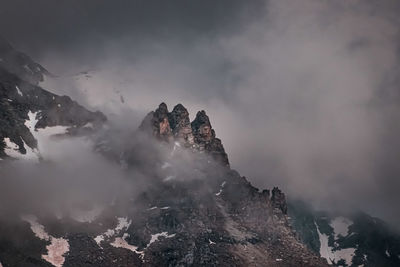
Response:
[21, 215, 69, 267]
[3, 137, 39, 161]
[315, 219, 355, 266]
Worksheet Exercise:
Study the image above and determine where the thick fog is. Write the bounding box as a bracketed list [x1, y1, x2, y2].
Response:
[2, 0, 400, 227]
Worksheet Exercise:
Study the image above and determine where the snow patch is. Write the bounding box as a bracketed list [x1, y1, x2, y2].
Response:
[3, 138, 39, 161]
[94, 217, 131, 246]
[15, 85, 23, 96]
[21, 215, 50, 240]
[147, 232, 176, 248]
[106, 226, 175, 259]
[25, 111, 70, 160]
[42, 238, 70, 267]
[215, 181, 226, 196]
[94, 235, 104, 245]
[315, 220, 355, 265]
[111, 233, 144, 258]
[21, 215, 69, 267]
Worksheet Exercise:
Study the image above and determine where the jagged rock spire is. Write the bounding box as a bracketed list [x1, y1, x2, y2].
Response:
[191, 110, 229, 166]
[154, 103, 173, 141]
[140, 103, 173, 142]
[140, 103, 229, 166]
[168, 104, 194, 144]
[191, 110, 215, 144]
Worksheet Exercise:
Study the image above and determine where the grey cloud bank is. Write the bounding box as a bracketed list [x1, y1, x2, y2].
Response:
[2, 0, 400, 227]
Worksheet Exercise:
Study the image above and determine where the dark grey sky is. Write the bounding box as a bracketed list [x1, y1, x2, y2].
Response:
[2, 0, 400, 228]
[0, 0, 265, 59]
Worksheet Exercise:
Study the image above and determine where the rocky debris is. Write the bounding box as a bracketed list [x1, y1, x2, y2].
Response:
[0, 36, 50, 85]
[140, 103, 229, 166]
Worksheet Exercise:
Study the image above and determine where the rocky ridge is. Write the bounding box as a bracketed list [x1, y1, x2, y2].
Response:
[0, 64, 106, 160]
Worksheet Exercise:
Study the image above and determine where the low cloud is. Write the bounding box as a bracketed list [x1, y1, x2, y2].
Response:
[2, 0, 400, 227]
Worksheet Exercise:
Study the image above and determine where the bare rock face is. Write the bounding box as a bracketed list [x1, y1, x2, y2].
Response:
[140, 103, 229, 166]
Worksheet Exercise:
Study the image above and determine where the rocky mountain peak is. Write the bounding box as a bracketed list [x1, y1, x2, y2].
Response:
[156, 102, 169, 116]
[140, 103, 229, 166]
